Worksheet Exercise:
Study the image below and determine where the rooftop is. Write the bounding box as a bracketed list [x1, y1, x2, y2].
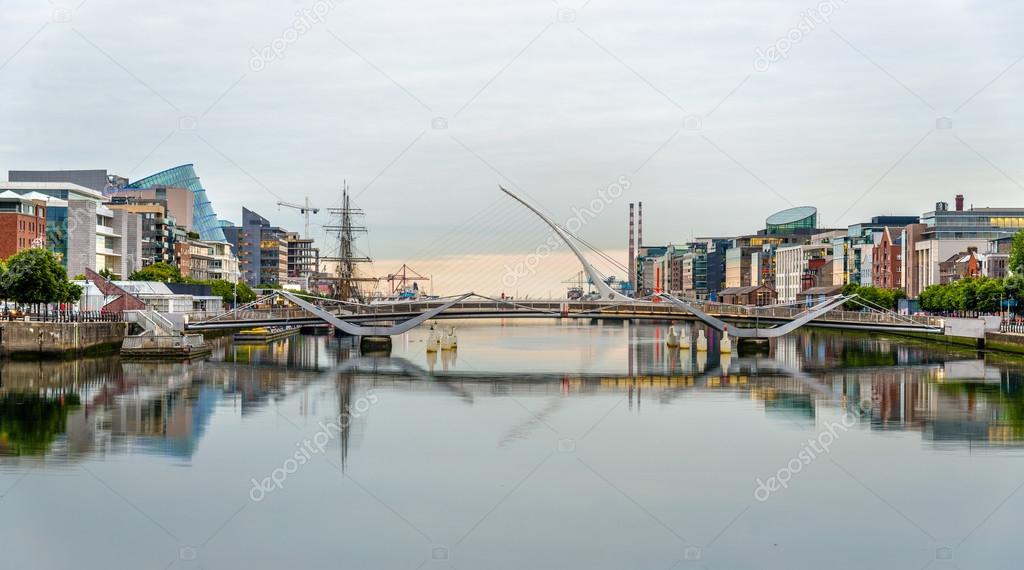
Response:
[766, 206, 817, 226]
[0, 180, 105, 201]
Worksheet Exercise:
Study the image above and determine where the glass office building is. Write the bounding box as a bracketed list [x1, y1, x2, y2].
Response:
[128, 164, 227, 242]
[765, 206, 818, 235]
[920, 206, 1024, 240]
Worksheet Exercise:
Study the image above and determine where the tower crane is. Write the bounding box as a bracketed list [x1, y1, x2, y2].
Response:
[276, 197, 319, 238]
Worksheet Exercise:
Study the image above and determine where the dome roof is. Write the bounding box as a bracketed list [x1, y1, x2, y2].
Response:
[766, 206, 817, 226]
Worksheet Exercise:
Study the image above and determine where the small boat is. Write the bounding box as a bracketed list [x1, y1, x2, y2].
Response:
[234, 326, 300, 343]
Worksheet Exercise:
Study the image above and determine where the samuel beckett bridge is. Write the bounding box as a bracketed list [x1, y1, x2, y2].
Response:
[186, 187, 942, 344]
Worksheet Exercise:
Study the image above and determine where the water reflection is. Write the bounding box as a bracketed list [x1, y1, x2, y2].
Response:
[2, 324, 1024, 465]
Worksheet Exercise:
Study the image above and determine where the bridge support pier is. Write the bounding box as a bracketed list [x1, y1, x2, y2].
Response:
[359, 335, 392, 354]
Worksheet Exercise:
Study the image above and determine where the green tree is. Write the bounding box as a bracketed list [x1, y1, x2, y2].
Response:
[128, 262, 183, 283]
[841, 283, 905, 311]
[1009, 229, 1024, 275]
[61, 281, 83, 303]
[206, 279, 256, 305]
[2, 248, 70, 305]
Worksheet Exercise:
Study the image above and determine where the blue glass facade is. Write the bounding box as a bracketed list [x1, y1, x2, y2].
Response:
[128, 164, 227, 242]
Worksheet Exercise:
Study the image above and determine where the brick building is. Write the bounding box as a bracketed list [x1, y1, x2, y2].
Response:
[871, 226, 902, 289]
[0, 191, 47, 258]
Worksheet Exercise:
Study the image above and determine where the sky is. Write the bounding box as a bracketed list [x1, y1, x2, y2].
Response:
[2, 0, 1023, 296]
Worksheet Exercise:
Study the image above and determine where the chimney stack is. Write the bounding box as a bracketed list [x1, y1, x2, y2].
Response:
[628, 203, 635, 293]
[638, 201, 643, 249]
[955, 194, 964, 211]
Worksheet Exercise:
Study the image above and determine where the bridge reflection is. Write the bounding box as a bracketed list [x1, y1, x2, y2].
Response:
[1, 331, 1023, 463]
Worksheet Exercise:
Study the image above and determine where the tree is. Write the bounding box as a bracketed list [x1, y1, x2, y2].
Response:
[975, 278, 1004, 313]
[61, 281, 83, 303]
[207, 279, 256, 305]
[918, 277, 1005, 313]
[2, 248, 71, 305]
[128, 262, 183, 283]
[841, 283, 905, 311]
[1009, 229, 1024, 275]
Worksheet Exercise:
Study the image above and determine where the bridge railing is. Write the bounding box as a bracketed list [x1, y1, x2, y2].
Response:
[191, 296, 942, 330]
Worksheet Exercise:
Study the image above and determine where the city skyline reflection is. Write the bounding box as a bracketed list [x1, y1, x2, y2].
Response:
[2, 323, 1023, 464]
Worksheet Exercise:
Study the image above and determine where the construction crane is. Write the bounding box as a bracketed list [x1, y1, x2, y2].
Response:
[276, 197, 319, 239]
[385, 264, 431, 297]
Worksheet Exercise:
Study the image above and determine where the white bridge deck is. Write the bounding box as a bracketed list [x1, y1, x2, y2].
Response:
[186, 295, 943, 336]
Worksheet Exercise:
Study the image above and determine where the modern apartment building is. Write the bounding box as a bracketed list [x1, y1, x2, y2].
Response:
[110, 186, 194, 231]
[108, 201, 177, 266]
[175, 239, 240, 283]
[8, 169, 116, 194]
[907, 195, 1024, 294]
[774, 244, 833, 303]
[0, 181, 142, 278]
[224, 208, 288, 286]
[285, 232, 319, 282]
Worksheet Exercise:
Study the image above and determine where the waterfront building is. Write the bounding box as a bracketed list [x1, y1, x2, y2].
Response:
[679, 242, 709, 299]
[285, 232, 319, 284]
[108, 200, 178, 266]
[937, 247, 1008, 283]
[796, 284, 844, 306]
[174, 238, 240, 283]
[224, 207, 289, 286]
[905, 195, 1023, 294]
[765, 206, 818, 235]
[77, 280, 223, 316]
[260, 226, 288, 286]
[702, 238, 732, 299]
[8, 169, 118, 194]
[635, 245, 668, 296]
[871, 227, 902, 289]
[725, 235, 801, 288]
[110, 186, 195, 231]
[774, 244, 834, 303]
[718, 284, 777, 306]
[127, 165, 227, 242]
[0, 181, 142, 278]
[836, 216, 920, 287]
[0, 191, 48, 257]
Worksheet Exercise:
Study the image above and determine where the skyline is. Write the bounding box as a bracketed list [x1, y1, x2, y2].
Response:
[3, 0, 1024, 290]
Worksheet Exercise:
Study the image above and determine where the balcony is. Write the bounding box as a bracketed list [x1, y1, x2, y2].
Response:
[96, 225, 121, 238]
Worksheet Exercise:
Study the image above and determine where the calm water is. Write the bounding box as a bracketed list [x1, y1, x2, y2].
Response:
[2, 321, 1024, 569]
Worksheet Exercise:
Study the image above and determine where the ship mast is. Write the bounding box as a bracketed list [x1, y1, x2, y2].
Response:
[322, 182, 373, 301]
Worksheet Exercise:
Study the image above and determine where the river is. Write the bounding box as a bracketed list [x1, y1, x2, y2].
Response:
[1, 321, 1022, 569]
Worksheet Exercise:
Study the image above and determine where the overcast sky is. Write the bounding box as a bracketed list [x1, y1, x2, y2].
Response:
[2, 0, 1023, 295]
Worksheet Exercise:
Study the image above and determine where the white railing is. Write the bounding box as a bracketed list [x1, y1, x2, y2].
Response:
[122, 334, 206, 350]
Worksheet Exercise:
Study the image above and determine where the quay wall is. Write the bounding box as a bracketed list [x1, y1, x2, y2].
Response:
[0, 321, 127, 357]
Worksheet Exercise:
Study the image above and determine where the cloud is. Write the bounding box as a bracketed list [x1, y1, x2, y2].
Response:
[2, 0, 1024, 296]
